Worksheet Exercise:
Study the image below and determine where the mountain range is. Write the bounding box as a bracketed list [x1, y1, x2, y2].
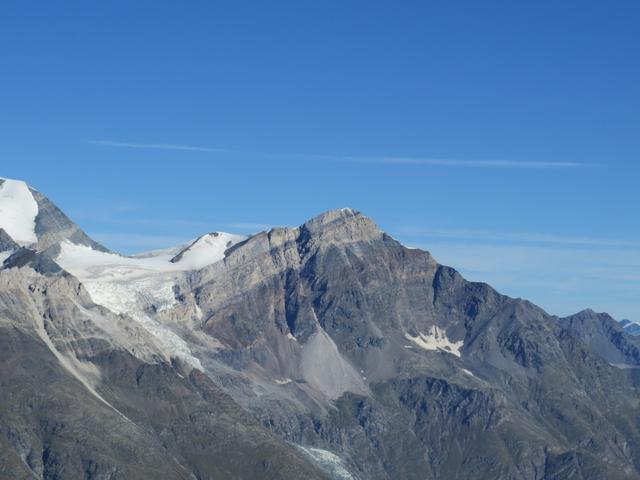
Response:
[1, 176, 640, 480]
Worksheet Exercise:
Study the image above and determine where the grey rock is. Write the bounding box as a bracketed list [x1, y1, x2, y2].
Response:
[29, 188, 109, 252]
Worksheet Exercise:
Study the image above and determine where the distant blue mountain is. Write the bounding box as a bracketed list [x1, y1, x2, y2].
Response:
[620, 319, 640, 336]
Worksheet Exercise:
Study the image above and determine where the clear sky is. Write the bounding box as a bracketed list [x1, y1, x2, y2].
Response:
[1, 1, 639, 320]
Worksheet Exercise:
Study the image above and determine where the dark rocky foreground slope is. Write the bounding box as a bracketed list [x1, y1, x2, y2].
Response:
[0, 270, 329, 480]
[1, 187, 640, 479]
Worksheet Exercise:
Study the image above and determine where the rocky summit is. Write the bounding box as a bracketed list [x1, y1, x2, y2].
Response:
[1, 178, 640, 480]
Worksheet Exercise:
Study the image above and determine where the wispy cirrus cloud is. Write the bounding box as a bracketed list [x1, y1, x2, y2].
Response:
[85, 140, 231, 153]
[86, 140, 594, 169]
[296, 154, 592, 169]
[95, 217, 209, 228]
[398, 227, 640, 248]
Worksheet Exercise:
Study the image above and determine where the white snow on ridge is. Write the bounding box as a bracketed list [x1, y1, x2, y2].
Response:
[57, 231, 246, 281]
[172, 232, 245, 270]
[56, 232, 245, 370]
[405, 325, 464, 357]
[0, 178, 38, 245]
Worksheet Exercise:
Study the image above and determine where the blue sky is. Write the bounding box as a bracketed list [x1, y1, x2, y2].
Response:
[1, 1, 639, 320]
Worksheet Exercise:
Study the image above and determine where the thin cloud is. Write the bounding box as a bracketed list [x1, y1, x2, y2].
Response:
[97, 218, 209, 228]
[86, 140, 593, 169]
[399, 227, 639, 248]
[297, 154, 593, 169]
[85, 140, 231, 153]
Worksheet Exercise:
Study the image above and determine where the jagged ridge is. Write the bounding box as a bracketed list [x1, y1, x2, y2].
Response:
[1, 179, 640, 479]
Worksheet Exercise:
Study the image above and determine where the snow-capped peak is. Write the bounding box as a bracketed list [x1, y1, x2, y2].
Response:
[169, 232, 245, 270]
[0, 177, 38, 245]
[620, 319, 640, 336]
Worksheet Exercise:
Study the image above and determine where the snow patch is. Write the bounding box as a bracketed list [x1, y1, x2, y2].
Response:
[297, 446, 354, 480]
[275, 378, 292, 385]
[0, 178, 38, 245]
[286, 332, 296, 341]
[405, 325, 464, 357]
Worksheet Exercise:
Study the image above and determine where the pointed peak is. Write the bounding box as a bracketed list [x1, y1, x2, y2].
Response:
[572, 308, 615, 320]
[301, 208, 380, 236]
[562, 309, 619, 330]
[293, 208, 384, 251]
[303, 208, 361, 226]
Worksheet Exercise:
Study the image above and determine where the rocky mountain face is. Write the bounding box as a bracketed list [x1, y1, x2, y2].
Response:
[1, 178, 640, 479]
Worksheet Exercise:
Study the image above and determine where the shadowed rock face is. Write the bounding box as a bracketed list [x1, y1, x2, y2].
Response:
[0, 228, 19, 252]
[29, 188, 109, 253]
[559, 309, 640, 366]
[2, 202, 640, 479]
